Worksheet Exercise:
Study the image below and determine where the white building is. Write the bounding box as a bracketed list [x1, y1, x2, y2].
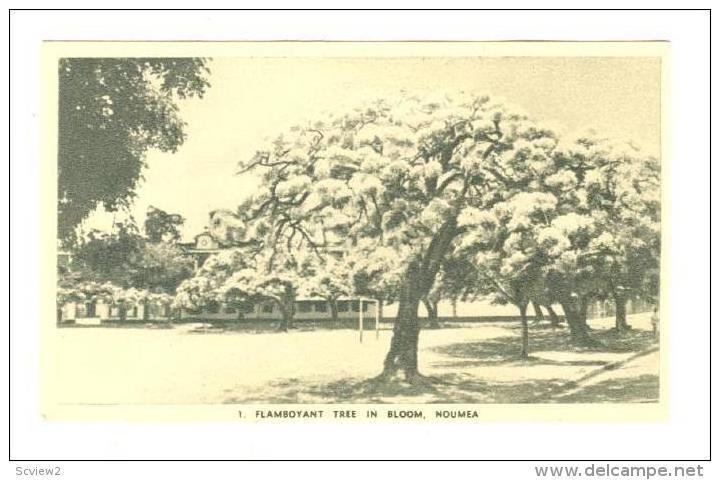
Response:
[181, 297, 376, 322]
[59, 300, 171, 325]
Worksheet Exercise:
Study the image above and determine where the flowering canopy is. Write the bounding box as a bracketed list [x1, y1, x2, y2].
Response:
[457, 131, 660, 320]
[234, 93, 560, 299]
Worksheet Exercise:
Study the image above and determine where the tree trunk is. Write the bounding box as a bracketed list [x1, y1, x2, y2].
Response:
[119, 304, 127, 322]
[519, 303, 529, 359]
[329, 299, 339, 323]
[613, 292, 630, 331]
[382, 263, 425, 380]
[382, 293, 421, 380]
[142, 299, 149, 321]
[560, 299, 595, 346]
[277, 304, 291, 332]
[424, 298, 440, 329]
[546, 305, 560, 327]
[276, 287, 295, 332]
[57, 306, 63, 325]
[532, 301, 544, 324]
[377, 298, 384, 323]
[451, 298, 458, 318]
[380, 218, 458, 381]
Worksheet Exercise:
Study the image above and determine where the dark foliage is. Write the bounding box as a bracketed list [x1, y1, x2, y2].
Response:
[58, 57, 211, 244]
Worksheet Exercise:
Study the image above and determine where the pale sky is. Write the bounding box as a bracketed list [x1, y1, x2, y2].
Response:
[83, 56, 662, 241]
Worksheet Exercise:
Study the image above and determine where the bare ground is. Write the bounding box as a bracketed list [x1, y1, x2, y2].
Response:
[53, 313, 659, 405]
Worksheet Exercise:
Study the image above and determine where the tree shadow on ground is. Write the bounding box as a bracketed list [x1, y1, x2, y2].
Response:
[225, 376, 444, 404]
[224, 369, 658, 405]
[222, 325, 657, 405]
[590, 328, 658, 352]
[224, 373, 572, 404]
[431, 357, 609, 369]
[551, 374, 659, 403]
[430, 325, 656, 368]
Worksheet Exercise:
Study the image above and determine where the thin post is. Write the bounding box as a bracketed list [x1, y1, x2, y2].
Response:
[359, 299, 364, 343]
[375, 299, 380, 339]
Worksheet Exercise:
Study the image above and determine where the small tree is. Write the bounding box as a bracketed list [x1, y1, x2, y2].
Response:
[534, 213, 607, 346]
[131, 241, 195, 293]
[302, 253, 354, 322]
[56, 276, 115, 322]
[144, 206, 185, 243]
[458, 195, 556, 357]
[221, 249, 310, 332]
[109, 285, 140, 321]
[174, 248, 247, 313]
[71, 221, 144, 287]
[571, 138, 661, 330]
[350, 242, 406, 324]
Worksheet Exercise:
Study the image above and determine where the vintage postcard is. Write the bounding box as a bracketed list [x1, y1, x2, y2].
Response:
[41, 41, 669, 421]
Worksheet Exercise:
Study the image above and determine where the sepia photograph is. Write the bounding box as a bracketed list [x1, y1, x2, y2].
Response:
[44, 41, 666, 417]
[7, 5, 714, 470]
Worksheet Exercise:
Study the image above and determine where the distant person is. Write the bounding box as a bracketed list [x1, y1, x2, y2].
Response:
[650, 306, 660, 340]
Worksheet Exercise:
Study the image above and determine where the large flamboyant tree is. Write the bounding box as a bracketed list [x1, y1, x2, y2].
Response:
[235, 93, 559, 382]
